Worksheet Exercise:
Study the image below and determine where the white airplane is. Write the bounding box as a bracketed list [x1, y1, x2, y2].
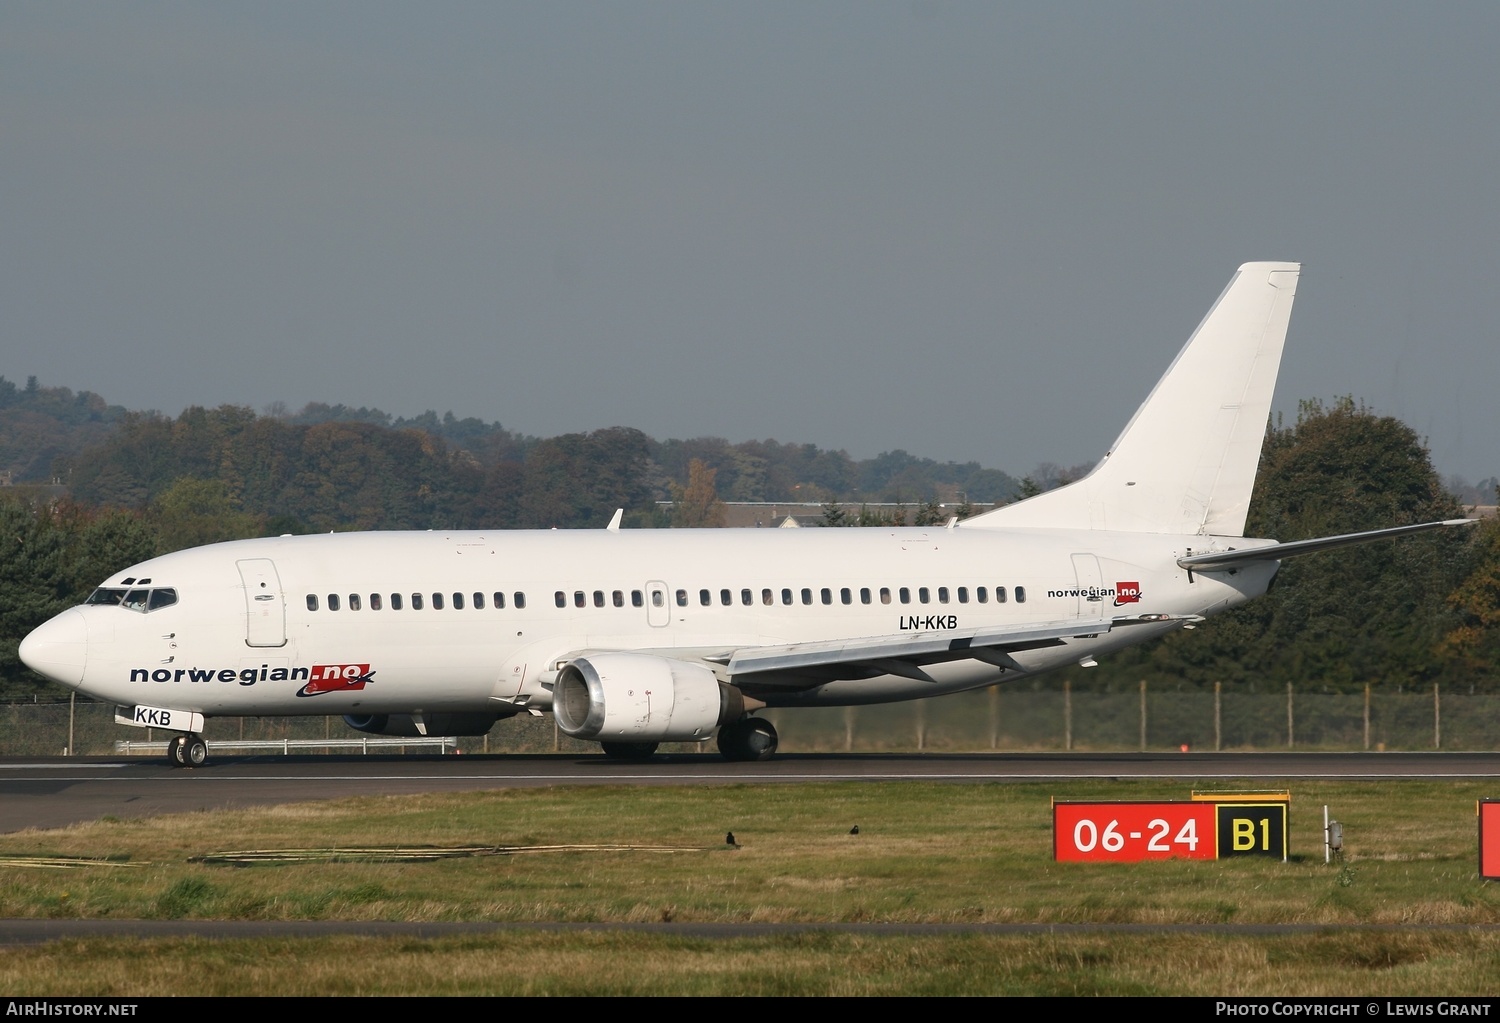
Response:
[18, 262, 1471, 767]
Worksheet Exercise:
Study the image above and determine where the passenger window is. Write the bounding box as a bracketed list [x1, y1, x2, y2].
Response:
[392, 593, 404, 610]
[996, 587, 1008, 604]
[453, 592, 465, 610]
[631, 590, 642, 607]
[937, 587, 949, 604]
[781, 588, 793, 605]
[328, 594, 340, 611]
[412, 593, 424, 610]
[555, 591, 566, 608]
[514, 593, 526, 609]
[700, 589, 711, 606]
[593, 590, 604, 608]
[840, 588, 851, 605]
[349, 594, 362, 611]
[762, 588, 773, 606]
[919, 587, 930, 604]
[493, 592, 505, 609]
[651, 590, 665, 607]
[977, 587, 988, 604]
[880, 587, 891, 605]
[957, 587, 968, 604]
[1016, 586, 1027, 603]
[676, 589, 688, 607]
[820, 588, 832, 605]
[370, 593, 383, 611]
[741, 588, 752, 606]
[801, 588, 812, 605]
[899, 587, 911, 604]
[148, 589, 178, 611]
[614, 591, 624, 607]
[721, 589, 732, 606]
[432, 593, 445, 610]
[860, 587, 871, 605]
[473, 592, 484, 610]
[307, 594, 319, 611]
[573, 591, 585, 608]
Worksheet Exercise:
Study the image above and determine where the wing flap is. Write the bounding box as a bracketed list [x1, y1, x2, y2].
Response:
[723, 615, 1191, 678]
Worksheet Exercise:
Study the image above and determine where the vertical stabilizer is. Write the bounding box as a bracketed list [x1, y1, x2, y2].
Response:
[966, 261, 1300, 536]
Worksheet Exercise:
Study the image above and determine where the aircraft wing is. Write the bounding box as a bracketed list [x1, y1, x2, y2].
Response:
[1176, 519, 1475, 572]
[696, 613, 1194, 685]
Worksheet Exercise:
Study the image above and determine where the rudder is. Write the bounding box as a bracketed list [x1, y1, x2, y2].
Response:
[966, 261, 1300, 536]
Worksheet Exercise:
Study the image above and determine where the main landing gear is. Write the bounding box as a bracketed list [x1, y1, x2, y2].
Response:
[166, 733, 208, 768]
[717, 717, 778, 762]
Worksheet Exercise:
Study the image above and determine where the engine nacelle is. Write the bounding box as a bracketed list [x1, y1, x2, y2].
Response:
[342, 712, 503, 737]
[552, 653, 746, 742]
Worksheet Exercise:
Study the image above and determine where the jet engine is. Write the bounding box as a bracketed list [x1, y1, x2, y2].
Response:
[552, 653, 749, 742]
[342, 712, 504, 737]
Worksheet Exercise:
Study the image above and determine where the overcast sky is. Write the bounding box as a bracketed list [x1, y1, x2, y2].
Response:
[4, 3, 1498, 482]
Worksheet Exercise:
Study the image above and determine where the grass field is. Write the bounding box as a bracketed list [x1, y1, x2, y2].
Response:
[3, 778, 1499, 994]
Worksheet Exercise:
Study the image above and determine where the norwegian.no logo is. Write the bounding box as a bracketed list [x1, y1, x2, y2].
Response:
[1042, 581, 1144, 606]
[127, 663, 376, 696]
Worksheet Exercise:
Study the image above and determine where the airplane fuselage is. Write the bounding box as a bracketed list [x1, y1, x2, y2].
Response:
[36, 525, 1276, 718]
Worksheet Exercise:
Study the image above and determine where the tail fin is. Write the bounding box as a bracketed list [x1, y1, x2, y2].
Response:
[966, 261, 1300, 537]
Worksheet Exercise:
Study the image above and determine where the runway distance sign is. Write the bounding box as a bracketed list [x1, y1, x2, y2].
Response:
[1054, 800, 1290, 862]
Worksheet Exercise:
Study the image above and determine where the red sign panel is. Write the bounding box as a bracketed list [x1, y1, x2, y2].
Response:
[1479, 801, 1500, 879]
[1054, 801, 1217, 862]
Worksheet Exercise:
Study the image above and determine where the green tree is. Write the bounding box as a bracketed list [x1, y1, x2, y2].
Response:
[1442, 516, 1500, 671]
[1088, 398, 1471, 692]
[149, 477, 263, 553]
[0, 498, 159, 699]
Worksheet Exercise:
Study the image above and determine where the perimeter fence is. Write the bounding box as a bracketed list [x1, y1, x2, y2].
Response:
[3, 681, 1494, 757]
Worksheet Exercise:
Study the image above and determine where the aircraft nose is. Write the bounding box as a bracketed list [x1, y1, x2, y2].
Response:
[19, 609, 88, 688]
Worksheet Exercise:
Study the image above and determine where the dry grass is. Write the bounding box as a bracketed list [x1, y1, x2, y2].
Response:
[1, 780, 1497, 926]
[3, 930, 1500, 995]
[3, 779, 1500, 993]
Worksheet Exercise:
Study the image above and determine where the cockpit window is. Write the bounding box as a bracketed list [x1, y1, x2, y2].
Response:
[88, 586, 177, 613]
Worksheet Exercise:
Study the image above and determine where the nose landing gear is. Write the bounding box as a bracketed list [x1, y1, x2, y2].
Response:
[167, 733, 208, 768]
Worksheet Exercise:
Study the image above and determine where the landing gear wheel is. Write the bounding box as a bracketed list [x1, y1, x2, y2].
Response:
[167, 734, 189, 768]
[184, 734, 208, 768]
[717, 717, 778, 762]
[600, 741, 659, 761]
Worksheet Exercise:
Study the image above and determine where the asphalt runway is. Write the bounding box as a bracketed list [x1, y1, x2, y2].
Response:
[6, 750, 1500, 833]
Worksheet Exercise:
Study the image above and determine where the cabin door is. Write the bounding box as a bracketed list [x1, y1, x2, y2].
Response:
[237, 558, 288, 648]
[645, 580, 671, 628]
[1070, 554, 1106, 623]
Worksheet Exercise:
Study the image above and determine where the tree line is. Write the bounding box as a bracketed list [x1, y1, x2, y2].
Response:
[0, 379, 1496, 701]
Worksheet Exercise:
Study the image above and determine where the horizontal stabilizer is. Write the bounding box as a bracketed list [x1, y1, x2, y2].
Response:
[1177, 519, 1476, 571]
